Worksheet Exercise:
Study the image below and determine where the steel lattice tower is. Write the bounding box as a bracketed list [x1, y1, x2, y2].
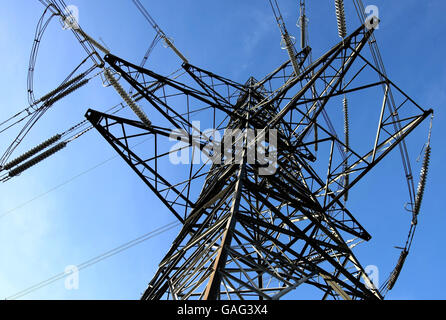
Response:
[86, 23, 432, 300]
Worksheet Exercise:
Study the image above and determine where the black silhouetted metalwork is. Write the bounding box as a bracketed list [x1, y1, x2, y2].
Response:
[86, 23, 432, 300]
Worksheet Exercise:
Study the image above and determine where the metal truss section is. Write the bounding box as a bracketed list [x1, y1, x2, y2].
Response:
[86, 23, 432, 300]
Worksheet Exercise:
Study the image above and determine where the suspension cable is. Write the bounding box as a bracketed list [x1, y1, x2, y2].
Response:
[5, 220, 181, 300]
[132, 0, 188, 63]
[268, 0, 300, 76]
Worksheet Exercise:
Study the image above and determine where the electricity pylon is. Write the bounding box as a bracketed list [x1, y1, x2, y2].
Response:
[86, 23, 432, 300]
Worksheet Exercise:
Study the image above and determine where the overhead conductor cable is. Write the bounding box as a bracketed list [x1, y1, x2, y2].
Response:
[269, 0, 300, 76]
[132, 0, 189, 64]
[104, 68, 152, 127]
[75, 29, 110, 55]
[386, 115, 433, 292]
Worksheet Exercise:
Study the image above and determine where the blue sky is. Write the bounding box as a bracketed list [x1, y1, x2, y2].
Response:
[0, 0, 444, 300]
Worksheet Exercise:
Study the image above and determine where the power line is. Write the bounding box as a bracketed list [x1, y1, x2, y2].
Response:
[0, 88, 209, 219]
[5, 220, 181, 300]
[0, 154, 117, 220]
[0, 134, 156, 219]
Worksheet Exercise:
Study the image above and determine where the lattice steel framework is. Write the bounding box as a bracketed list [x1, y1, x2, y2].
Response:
[86, 24, 432, 300]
